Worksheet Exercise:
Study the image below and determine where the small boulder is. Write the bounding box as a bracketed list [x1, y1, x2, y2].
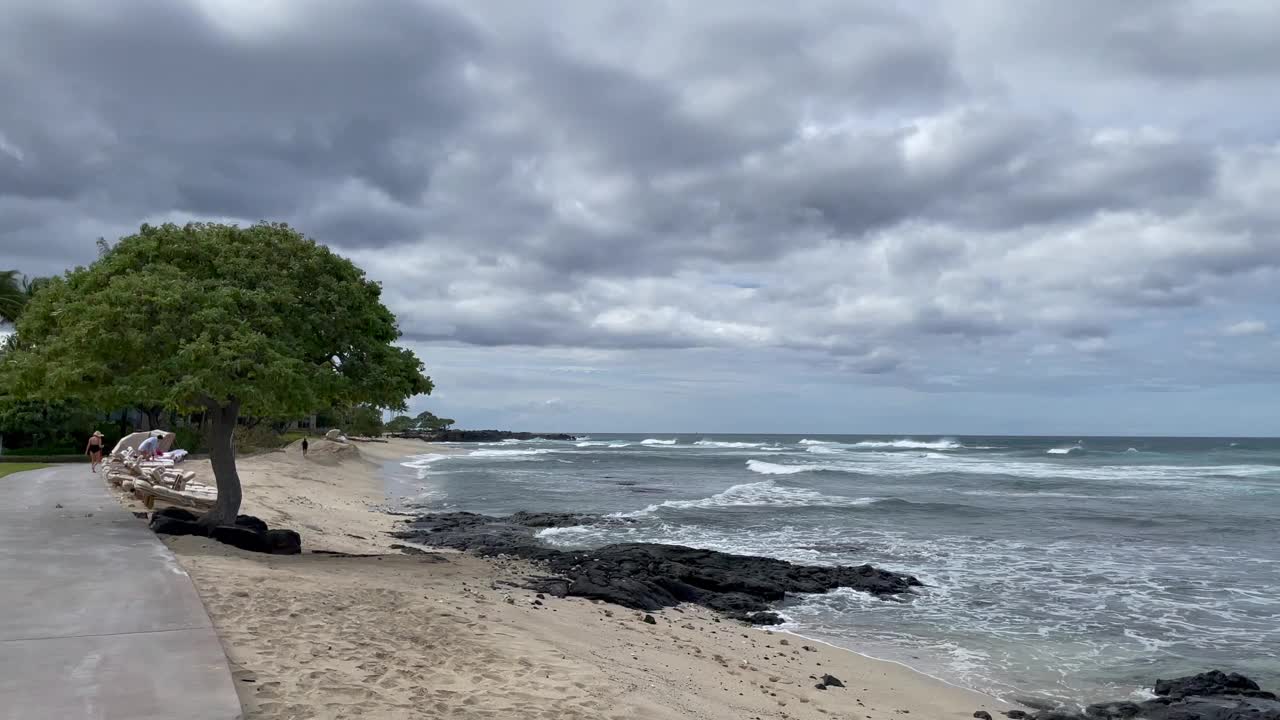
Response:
[234, 514, 269, 535]
[211, 525, 269, 553]
[153, 506, 200, 523]
[149, 515, 208, 537]
[642, 614, 657, 625]
[974, 712, 993, 720]
[264, 529, 301, 555]
[1154, 671, 1263, 700]
[821, 674, 844, 688]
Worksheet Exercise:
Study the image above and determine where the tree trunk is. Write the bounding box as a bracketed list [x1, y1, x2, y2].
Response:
[199, 400, 242, 528]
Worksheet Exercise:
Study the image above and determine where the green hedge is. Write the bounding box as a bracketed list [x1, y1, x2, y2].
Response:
[1, 445, 80, 456]
[0, 455, 81, 463]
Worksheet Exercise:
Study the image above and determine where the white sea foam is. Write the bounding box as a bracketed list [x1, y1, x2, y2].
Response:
[798, 439, 835, 445]
[852, 438, 963, 450]
[641, 438, 678, 446]
[1047, 443, 1084, 455]
[465, 448, 554, 458]
[400, 453, 450, 469]
[747, 459, 820, 475]
[695, 439, 764, 448]
[614, 479, 881, 518]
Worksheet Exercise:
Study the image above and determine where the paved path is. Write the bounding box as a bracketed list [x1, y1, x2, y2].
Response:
[0, 464, 242, 720]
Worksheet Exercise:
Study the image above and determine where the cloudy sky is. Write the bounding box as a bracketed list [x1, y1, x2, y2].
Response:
[3, 0, 1279, 435]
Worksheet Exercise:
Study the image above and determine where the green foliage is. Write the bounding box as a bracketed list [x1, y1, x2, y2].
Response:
[3, 222, 432, 417]
[0, 398, 101, 450]
[232, 424, 284, 451]
[1, 222, 433, 522]
[385, 415, 415, 433]
[414, 410, 455, 431]
[0, 270, 24, 322]
[0, 270, 52, 324]
[172, 426, 206, 454]
[336, 404, 384, 437]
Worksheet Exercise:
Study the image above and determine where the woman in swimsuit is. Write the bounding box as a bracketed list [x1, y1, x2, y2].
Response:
[85, 431, 105, 473]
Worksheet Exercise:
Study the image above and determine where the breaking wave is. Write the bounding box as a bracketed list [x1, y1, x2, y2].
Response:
[641, 438, 678, 446]
[614, 479, 882, 517]
[851, 438, 963, 450]
[695, 440, 764, 448]
[747, 459, 820, 475]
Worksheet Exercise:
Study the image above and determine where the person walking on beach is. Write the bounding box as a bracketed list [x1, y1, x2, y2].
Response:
[301, 437, 309, 457]
[84, 431, 105, 472]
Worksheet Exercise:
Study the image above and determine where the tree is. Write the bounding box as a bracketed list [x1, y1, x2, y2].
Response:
[2, 222, 432, 526]
[0, 271, 53, 324]
[385, 414, 416, 433]
[0, 270, 24, 323]
[414, 410, 455, 431]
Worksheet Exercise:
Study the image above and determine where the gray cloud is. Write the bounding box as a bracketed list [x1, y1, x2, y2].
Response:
[2, 0, 1279, 420]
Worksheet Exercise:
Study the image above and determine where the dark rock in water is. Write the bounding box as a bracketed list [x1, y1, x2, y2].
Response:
[389, 429, 575, 443]
[1026, 671, 1280, 720]
[506, 511, 598, 529]
[264, 529, 302, 555]
[1083, 701, 1142, 719]
[1154, 670, 1268, 700]
[821, 674, 844, 688]
[974, 712, 993, 720]
[393, 511, 921, 624]
[234, 514, 269, 534]
[211, 525, 269, 553]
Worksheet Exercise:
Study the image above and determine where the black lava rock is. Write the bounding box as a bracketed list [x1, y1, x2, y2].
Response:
[234, 514, 269, 534]
[392, 511, 921, 624]
[821, 674, 844, 688]
[264, 529, 302, 555]
[1154, 670, 1269, 700]
[642, 614, 657, 624]
[153, 506, 200, 523]
[149, 515, 207, 537]
[210, 525, 269, 553]
[1013, 672, 1280, 720]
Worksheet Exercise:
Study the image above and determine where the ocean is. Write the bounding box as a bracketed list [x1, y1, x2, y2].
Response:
[382, 434, 1280, 704]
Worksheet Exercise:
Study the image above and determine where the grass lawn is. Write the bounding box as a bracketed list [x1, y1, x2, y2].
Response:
[0, 462, 52, 478]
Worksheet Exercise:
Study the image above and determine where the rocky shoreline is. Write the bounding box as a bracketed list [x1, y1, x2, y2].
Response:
[388, 429, 576, 442]
[391, 511, 921, 623]
[393, 513, 1280, 720]
[998, 670, 1279, 720]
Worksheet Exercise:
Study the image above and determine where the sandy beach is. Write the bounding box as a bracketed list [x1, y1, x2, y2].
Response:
[110, 438, 1006, 719]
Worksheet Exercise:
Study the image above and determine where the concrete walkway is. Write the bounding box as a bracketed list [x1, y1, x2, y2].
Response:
[0, 464, 242, 720]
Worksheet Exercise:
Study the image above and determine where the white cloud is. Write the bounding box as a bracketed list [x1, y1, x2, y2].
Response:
[1223, 320, 1268, 337]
